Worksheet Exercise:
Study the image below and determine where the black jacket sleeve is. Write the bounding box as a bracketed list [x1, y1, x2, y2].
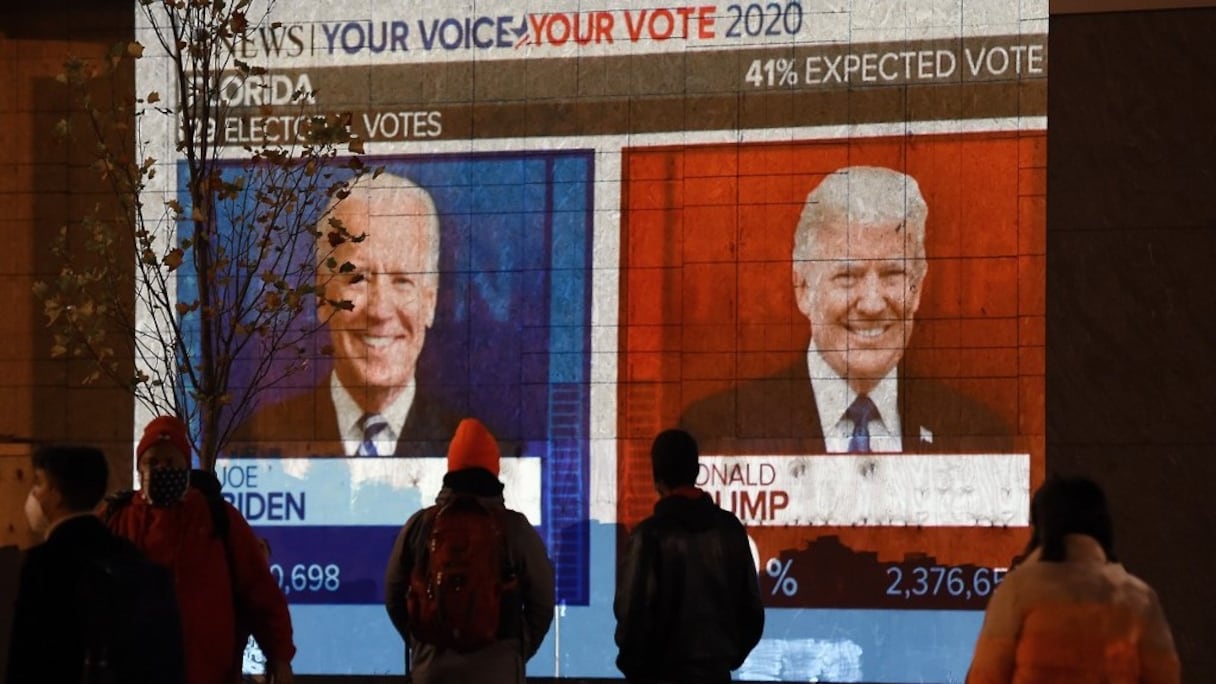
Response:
[730, 523, 765, 668]
[613, 524, 660, 678]
[511, 514, 555, 660]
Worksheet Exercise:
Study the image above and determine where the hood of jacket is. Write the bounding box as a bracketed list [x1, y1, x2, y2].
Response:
[435, 466, 506, 508]
[652, 488, 720, 533]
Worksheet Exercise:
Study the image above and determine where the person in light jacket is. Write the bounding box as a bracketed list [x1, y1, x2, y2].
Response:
[967, 476, 1180, 684]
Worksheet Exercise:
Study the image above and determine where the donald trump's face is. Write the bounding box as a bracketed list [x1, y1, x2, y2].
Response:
[794, 217, 925, 393]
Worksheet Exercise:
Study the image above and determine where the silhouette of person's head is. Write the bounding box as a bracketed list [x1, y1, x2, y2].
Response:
[26, 445, 109, 536]
[650, 428, 699, 495]
[1031, 476, 1117, 563]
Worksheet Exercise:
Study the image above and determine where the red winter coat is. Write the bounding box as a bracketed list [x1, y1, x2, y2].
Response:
[107, 488, 295, 684]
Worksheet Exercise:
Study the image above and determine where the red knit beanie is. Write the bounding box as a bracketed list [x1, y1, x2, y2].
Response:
[446, 418, 500, 476]
[137, 416, 192, 461]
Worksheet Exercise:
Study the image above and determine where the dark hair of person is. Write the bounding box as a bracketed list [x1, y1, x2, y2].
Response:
[31, 444, 109, 512]
[651, 429, 699, 488]
[1013, 484, 1045, 565]
[1033, 476, 1117, 563]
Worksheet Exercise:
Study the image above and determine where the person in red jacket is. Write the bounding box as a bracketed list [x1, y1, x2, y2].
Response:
[107, 416, 296, 684]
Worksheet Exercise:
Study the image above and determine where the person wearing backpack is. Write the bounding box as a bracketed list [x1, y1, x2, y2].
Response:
[6, 444, 185, 684]
[384, 417, 555, 684]
[106, 416, 296, 684]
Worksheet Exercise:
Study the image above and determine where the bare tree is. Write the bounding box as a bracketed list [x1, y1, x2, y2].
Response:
[35, 0, 375, 470]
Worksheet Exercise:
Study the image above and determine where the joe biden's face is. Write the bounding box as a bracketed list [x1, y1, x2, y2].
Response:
[321, 191, 438, 412]
[794, 218, 925, 393]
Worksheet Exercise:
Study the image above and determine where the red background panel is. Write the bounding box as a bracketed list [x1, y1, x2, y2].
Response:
[618, 132, 1047, 574]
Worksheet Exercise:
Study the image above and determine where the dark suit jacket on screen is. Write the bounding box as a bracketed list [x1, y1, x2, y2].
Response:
[231, 382, 462, 458]
[679, 361, 1015, 455]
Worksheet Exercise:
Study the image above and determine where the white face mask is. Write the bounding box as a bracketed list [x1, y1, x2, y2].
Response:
[24, 491, 50, 536]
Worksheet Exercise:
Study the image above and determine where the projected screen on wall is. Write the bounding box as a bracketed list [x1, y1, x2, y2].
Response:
[136, 0, 1046, 680]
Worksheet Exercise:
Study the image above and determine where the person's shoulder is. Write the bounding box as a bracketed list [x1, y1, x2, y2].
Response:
[175, 487, 230, 531]
[230, 384, 349, 456]
[497, 508, 548, 566]
[232, 386, 325, 438]
[401, 385, 463, 440]
[46, 513, 106, 538]
[995, 555, 1038, 587]
[402, 505, 430, 531]
[49, 518, 152, 570]
[413, 382, 459, 413]
[900, 373, 974, 410]
[19, 522, 118, 581]
[78, 514, 131, 546]
[264, 385, 324, 415]
[1120, 567, 1154, 593]
[45, 518, 138, 566]
[680, 363, 804, 425]
[103, 490, 144, 526]
[220, 496, 253, 527]
[498, 507, 540, 537]
[90, 528, 156, 574]
[711, 503, 750, 532]
[679, 362, 825, 451]
[1111, 565, 1163, 610]
[18, 540, 51, 571]
[103, 530, 146, 559]
[900, 374, 1013, 447]
[627, 513, 671, 542]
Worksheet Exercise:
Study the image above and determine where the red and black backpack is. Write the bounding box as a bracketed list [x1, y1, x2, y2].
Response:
[405, 494, 519, 652]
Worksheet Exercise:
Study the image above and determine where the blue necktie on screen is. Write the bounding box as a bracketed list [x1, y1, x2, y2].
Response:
[357, 413, 389, 457]
[846, 394, 877, 454]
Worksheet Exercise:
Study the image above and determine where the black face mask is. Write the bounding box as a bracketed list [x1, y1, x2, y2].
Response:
[146, 467, 190, 506]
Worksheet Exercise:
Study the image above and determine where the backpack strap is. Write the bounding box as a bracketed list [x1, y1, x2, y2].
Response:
[403, 505, 441, 676]
[413, 498, 516, 577]
[189, 469, 230, 542]
[408, 505, 441, 567]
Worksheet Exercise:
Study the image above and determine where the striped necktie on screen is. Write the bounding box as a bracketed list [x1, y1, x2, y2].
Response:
[845, 394, 877, 454]
[356, 413, 390, 457]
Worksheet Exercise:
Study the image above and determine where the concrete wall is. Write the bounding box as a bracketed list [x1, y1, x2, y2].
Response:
[0, 1, 136, 549]
[1048, 7, 1216, 683]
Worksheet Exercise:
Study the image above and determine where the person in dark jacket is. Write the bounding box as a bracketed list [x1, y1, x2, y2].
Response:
[384, 417, 555, 684]
[614, 428, 765, 684]
[6, 444, 185, 684]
